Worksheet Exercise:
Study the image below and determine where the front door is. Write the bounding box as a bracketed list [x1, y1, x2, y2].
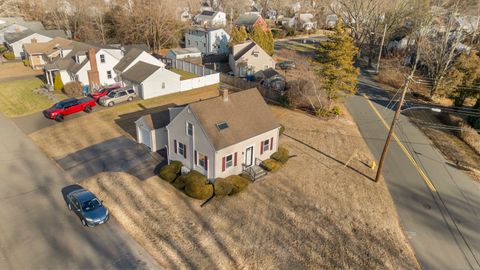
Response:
[245, 146, 253, 167]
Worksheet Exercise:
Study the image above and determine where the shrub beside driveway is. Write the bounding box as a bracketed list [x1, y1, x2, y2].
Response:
[81, 106, 420, 269]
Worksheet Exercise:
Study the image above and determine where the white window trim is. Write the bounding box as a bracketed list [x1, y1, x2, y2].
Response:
[100, 54, 105, 63]
[225, 153, 233, 169]
[178, 142, 186, 157]
[107, 70, 112, 79]
[263, 139, 270, 152]
[198, 152, 207, 169]
[186, 122, 193, 136]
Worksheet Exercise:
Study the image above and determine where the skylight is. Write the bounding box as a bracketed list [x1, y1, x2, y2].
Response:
[216, 122, 229, 130]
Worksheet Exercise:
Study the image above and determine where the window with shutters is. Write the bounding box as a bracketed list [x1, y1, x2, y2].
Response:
[178, 142, 186, 157]
[225, 154, 233, 168]
[262, 139, 270, 152]
[198, 152, 207, 169]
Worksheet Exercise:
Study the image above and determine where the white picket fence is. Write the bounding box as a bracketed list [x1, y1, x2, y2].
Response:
[180, 73, 220, 91]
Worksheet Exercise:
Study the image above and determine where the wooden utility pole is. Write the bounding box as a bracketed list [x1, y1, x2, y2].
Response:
[374, 64, 418, 182]
[376, 24, 388, 73]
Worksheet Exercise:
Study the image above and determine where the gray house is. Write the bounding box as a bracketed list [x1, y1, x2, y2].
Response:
[229, 40, 276, 77]
[5, 29, 67, 59]
[135, 88, 280, 180]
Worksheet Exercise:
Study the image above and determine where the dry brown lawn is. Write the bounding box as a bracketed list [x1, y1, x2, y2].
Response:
[82, 107, 419, 269]
[30, 85, 219, 158]
[0, 62, 43, 80]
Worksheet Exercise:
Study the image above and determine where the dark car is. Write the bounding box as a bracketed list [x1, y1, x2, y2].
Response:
[66, 189, 109, 227]
[277, 61, 296, 70]
[89, 85, 121, 101]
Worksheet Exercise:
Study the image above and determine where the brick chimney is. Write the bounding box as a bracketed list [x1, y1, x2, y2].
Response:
[31, 38, 37, 43]
[222, 89, 229, 101]
[87, 48, 100, 89]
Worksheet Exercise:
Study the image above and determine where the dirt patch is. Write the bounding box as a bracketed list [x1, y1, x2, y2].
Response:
[82, 107, 419, 269]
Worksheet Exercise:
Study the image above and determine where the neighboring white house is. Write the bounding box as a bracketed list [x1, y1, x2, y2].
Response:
[135, 88, 280, 181]
[229, 40, 275, 77]
[4, 29, 67, 59]
[44, 41, 122, 88]
[298, 13, 317, 31]
[166, 47, 202, 60]
[325, 14, 339, 28]
[184, 27, 230, 55]
[194, 10, 227, 27]
[113, 47, 164, 82]
[0, 17, 45, 43]
[121, 61, 181, 100]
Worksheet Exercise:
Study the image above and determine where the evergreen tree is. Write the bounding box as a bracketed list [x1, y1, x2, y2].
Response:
[249, 25, 274, 56]
[443, 51, 480, 107]
[54, 73, 64, 91]
[229, 26, 248, 47]
[316, 21, 359, 101]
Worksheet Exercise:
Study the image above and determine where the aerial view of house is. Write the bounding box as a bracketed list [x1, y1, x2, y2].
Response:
[229, 40, 276, 77]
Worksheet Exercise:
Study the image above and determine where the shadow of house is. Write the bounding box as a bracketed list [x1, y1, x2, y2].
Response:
[114, 103, 176, 139]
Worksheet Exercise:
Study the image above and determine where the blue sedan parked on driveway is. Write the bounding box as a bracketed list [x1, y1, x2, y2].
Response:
[66, 189, 109, 227]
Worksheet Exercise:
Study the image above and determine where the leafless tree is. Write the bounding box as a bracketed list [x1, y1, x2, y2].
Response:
[0, 0, 20, 17]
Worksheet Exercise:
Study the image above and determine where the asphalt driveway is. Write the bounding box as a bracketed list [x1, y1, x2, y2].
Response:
[0, 113, 160, 269]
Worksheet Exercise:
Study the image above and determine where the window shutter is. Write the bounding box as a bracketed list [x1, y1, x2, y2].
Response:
[222, 157, 226, 172]
[174, 140, 177, 154]
[205, 156, 208, 171]
[234, 152, 237, 166]
[194, 150, 197, 165]
[260, 141, 264, 154]
[184, 144, 187, 159]
[270, 137, 273, 151]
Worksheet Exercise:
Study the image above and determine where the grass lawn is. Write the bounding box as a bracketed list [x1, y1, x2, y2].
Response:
[286, 42, 317, 53]
[0, 78, 64, 117]
[0, 62, 44, 80]
[79, 106, 419, 269]
[170, 68, 199, 80]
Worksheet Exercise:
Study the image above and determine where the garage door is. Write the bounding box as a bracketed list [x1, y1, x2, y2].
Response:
[139, 126, 152, 150]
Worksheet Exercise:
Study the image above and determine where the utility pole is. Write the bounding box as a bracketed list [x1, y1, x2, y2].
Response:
[374, 63, 418, 182]
[376, 24, 388, 74]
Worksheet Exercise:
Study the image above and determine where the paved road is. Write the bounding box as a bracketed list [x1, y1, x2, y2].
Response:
[346, 75, 480, 270]
[0, 113, 160, 269]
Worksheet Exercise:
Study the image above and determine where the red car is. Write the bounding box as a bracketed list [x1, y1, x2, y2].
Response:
[89, 85, 121, 101]
[43, 97, 96, 122]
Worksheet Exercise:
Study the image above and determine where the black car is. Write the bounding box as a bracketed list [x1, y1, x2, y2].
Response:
[277, 61, 296, 70]
[66, 189, 109, 227]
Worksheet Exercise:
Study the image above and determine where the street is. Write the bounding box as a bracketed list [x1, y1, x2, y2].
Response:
[346, 74, 480, 270]
[0, 113, 160, 269]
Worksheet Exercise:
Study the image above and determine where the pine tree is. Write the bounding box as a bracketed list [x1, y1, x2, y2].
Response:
[229, 26, 248, 47]
[54, 72, 64, 91]
[317, 21, 359, 102]
[249, 25, 274, 56]
[443, 51, 480, 107]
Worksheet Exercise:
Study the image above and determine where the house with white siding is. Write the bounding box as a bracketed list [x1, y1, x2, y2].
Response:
[184, 27, 230, 55]
[135, 88, 280, 181]
[113, 47, 164, 82]
[121, 61, 181, 100]
[194, 10, 227, 27]
[4, 29, 67, 59]
[229, 40, 275, 77]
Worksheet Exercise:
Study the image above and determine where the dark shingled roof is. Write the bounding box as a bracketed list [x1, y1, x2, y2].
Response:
[189, 88, 280, 150]
[121, 61, 160, 83]
[113, 48, 144, 73]
[233, 41, 256, 61]
[140, 110, 171, 130]
[4, 29, 66, 43]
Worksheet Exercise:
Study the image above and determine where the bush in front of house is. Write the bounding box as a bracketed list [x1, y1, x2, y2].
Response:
[184, 170, 213, 200]
[159, 161, 183, 183]
[172, 175, 187, 189]
[3, 51, 15, 60]
[260, 159, 282, 172]
[214, 178, 234, 196]
[54, 73, 64, 91]
[62, 81, 83, 97]
[226, 175, 250, 195]
[316, 106, 342, 118]
[22, 59, 30, 67]
[271, 146, 289, 164]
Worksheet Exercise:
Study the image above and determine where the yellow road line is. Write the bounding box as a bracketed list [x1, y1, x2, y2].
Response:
[362, 94, 437, 192]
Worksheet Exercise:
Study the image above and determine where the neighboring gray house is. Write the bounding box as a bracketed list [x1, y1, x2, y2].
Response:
[194, 10, 227, 27]
[113, 47, 164, 82]
[166, 47, 202, 60]
[4, 29, 67, 59]
[121, 61, 181, 100]
[229, 40, 275, 77]
[135, 88, 280, 180]
[184, 27, 230, 55]
[0, 17, 45, 43]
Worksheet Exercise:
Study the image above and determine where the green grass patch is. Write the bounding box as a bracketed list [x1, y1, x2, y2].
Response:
[0, 78, 66, 117]
[286, 42, 316, 53]
[170, 68, 199, 80]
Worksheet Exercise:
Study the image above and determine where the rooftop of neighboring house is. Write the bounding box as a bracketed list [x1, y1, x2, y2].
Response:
[138, 110, 172, 130]
[23, 37, 72, 55]
[255, 68, 282, 79]
[187, 26, 226, 34]
[235, 13, 262, 26]
[168, 47, 201, 56]
[231, 40, 260, 61]
[196, 10, 224, 20]
[45, 40, 100, 72]
[186, 88, 280, 150]
[4, 29, 67, 44]
[299, 13, 315, 23]
[113, 47, 147, 73]
[121, 61, 164, 83]
[0, 17, 45, 31]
